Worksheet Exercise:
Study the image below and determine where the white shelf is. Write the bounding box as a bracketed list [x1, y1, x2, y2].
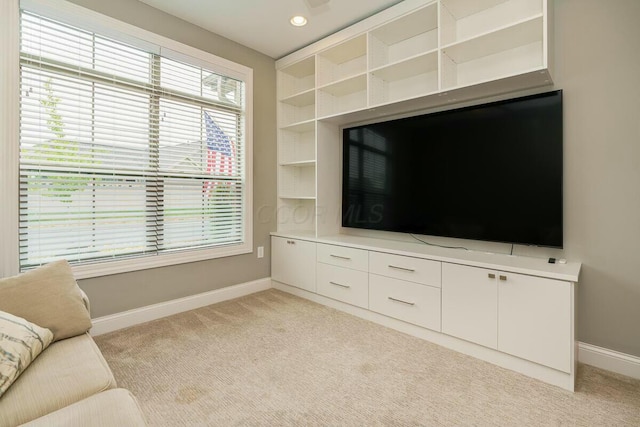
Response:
[441, 16, 544, 90]
[278, 56, 315, 99]
[279, 88, 315, 106]
[278, 195, 316, 200]
[441, 0, 542, 46]
[442, 15, 543, 60]
[317, 74, 367, 118]
[279, 163, 316, 199]
[279, 129, 315, 166]
[317, 73, 367, 96]
[442, 0, 509, 19]
[368, 3, 438, 70]
[317, 34, 367, 87]
[369, 51, 439, 106]
[279, 160, 316, 167]
[279, 104, 315, 128]
[279, 119, 315, 133]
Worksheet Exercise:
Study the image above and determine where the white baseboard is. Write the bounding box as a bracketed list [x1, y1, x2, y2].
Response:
[91, 276, 640, 382]
[578, 342, 640, 380]
[273, 281, 575, 391]
[273, 280, 640, 387]
[90, 277, 272, 336]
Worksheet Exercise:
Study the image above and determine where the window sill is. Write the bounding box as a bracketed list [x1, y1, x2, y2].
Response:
[71, 242, 252, 279]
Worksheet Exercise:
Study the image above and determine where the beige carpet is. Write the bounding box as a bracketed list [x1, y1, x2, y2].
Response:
[95, 289, 640, 426]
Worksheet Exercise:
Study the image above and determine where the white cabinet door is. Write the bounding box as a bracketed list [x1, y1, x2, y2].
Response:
[498, 273, 572, 373]
[442, 263, 498, 349]
[271, 236, 316, 292]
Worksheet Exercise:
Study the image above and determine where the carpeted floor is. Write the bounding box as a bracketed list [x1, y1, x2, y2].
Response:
[95, 289, 640, 426]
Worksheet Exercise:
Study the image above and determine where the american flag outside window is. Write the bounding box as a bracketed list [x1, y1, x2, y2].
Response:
[203, 110, 235, 193]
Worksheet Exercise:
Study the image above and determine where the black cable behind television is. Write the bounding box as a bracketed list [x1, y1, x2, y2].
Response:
[342, 90, 563, 248]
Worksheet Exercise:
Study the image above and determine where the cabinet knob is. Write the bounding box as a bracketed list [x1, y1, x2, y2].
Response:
[499, 275, 507, 281]
[488, 273, 496, 279]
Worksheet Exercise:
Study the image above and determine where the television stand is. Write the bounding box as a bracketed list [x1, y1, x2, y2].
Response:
[271, 232, 581, 391]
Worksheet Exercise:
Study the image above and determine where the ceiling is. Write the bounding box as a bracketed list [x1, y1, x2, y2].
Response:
[137, 0, 404, 59]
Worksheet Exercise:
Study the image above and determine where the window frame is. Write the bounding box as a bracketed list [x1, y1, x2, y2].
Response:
[1, 0, 253, 279]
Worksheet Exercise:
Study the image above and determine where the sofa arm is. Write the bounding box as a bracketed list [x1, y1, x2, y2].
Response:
[79, 288, 91, 315]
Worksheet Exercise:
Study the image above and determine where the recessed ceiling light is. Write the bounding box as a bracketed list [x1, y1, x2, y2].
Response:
[290, 15, 307, 27]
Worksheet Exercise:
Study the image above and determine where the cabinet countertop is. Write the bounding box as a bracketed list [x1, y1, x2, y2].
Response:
[271, 231, 581, 282]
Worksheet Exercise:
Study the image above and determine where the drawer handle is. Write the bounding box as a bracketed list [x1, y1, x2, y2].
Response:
[488, 273, 496, 279]
[330, 254, 351, 260]
[286, 240, 296, 245]
[387, 296, 415, 306]
[388, 264, 415, 272]
[499, 275, 507, 281]
[329, 281, 350, 289]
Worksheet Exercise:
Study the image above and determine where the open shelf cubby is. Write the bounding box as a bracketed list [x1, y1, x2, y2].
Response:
[279, 163, 316, 199]
[369, 51, 439, 106]
[368, 3, 438, 70]
[278, 56, 315, 99]
[441, 15, 544, 90]
[278, 88, 315, 128]
[317, 34, 367, 87]
[276, 198, 317, 234]
[317, 73, 367, 118]
[440, 0, 543, 47]
[279, 124, 315, 165]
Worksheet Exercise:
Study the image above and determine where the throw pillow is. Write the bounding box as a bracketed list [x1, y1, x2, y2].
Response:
[0, 260, 92, 341]
[0, 310, 53, 397]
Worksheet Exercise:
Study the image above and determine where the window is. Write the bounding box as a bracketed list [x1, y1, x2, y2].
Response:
[15, 3, 253, 277]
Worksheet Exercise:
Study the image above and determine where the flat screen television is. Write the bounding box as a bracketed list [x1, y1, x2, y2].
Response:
[342, 90, 563, 248]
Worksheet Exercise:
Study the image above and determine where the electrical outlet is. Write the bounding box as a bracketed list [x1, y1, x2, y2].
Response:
[257, 246, 264, 258]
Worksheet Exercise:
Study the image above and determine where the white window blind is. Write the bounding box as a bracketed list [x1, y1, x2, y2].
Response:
[19, 9, 249, 272]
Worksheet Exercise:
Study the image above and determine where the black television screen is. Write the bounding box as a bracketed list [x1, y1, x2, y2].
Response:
[342, 90, 563, 248]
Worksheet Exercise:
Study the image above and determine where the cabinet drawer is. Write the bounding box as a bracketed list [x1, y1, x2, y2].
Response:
[317, 243, 368, 271]
[317, 263, 368, 308]
[369, 274, 441, 331]
[369, 252, 441, 287]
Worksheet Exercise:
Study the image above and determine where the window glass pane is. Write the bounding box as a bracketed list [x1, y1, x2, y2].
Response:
[20, 68, 95, 168]
[20, 172, 149, 266]
[160, 57, 201, 97]
[202, 72, 244, 106]
[94, 37, 151, 83]
[21, 12, 93, 69]
[93, 84, 151, 171]
[158, 99, 203, 173]
[202, 109, 240, 178]
[162, 179, 243, 250]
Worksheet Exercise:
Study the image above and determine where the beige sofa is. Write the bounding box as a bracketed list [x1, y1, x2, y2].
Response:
[0, 261, 146, 426]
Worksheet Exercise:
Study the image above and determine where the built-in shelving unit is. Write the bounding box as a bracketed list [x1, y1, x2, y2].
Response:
[275, 0, 554, 235]
[277, 56, 317, 235]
